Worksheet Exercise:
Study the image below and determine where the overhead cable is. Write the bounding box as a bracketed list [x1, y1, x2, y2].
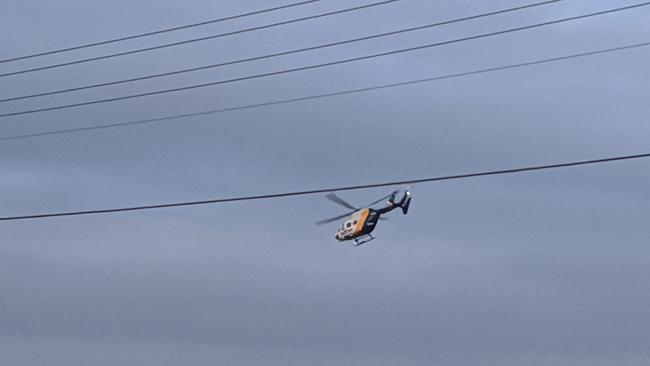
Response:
[1, 153, 648, 222]
[2, 41, 648, 141]
[0, 0, 564, 103]
[0, 0, 327, 64]
[0, 0, 398, 77]
[1, 1, 647, 118]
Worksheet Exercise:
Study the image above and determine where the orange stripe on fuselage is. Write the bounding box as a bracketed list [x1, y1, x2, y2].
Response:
[353, 208, 369, 236]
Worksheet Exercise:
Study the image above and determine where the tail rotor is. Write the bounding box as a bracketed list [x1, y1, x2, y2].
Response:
[388, 188, 412, 214]
[400, 190, 412, 214]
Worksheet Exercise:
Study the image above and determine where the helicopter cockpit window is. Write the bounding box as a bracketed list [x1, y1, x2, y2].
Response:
[346, 222, 352, 228]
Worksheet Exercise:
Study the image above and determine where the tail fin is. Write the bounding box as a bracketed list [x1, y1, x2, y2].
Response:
[398, 191, 411, 215]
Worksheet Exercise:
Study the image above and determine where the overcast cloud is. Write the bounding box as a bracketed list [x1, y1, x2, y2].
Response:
[1, 0, 649, 365]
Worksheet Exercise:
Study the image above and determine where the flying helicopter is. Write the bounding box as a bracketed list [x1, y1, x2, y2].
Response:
[316, 189, 412, 246]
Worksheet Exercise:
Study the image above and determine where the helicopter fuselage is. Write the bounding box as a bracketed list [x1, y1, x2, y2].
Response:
[335, 208, 381, 241]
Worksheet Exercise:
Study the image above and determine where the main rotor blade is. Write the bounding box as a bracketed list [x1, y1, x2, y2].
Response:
[365, 193, 392, 207]
[315, 212, 352, 226]
[325, 193, 358, 211]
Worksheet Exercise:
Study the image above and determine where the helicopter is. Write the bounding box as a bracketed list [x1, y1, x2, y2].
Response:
[316, 189, 412, 246]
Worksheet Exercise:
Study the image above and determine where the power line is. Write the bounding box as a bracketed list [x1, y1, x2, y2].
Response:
[1, 152, 648, 222]
[0, 0, 397, 78]
[0, 0, 564, 103]
[0, 0, 327, 64]
[2, 41, 648, 140]
[2, 40, 648, 141]
[2, 2, 647, 118]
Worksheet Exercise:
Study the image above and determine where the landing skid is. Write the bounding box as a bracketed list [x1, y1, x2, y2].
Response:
[354, 234, 375, 247]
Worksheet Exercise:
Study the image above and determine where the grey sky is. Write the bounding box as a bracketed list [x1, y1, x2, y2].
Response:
[1, 0, 649, 365]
